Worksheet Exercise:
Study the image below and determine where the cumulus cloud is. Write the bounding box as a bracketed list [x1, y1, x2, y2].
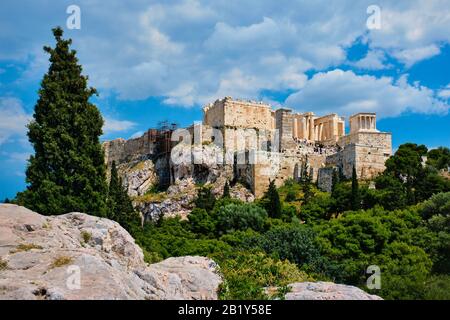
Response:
[103, 117, 136, 135]
[1, 0, 450, 106]
[438, 85, 450, 99]
[0, 97, 31, 146]
[366, 1, 450, 67]
[392, 45, 441, 67]
[352, 50, 390, 70]
[285, 70, 450, 118]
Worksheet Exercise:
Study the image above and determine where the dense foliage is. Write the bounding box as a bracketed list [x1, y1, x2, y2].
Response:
[129, 143, 450, 300]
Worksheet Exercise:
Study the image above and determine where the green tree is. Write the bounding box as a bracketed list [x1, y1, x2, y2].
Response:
[195, 186, 216, 212]
[216, 203, 268, 234]
[373, 174, 407, 210]
[251, 224, 326, 273]
[108, 161, 141, 231]
[17, 27, 108, 216]
[263, 180, 282, 218]
[222, 181, 231, 198]
[331, 168, 340, 193]
[351, 166, 360, 210]
[427, 147, 450, 170]
[188, 207, 215, 236]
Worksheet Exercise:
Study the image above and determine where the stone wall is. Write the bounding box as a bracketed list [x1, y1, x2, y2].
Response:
[103, 130, 158, 167]
[204, 97, 274, 130]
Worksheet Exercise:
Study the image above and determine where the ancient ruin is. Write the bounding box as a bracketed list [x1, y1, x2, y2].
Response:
[103, 97, 392, 199]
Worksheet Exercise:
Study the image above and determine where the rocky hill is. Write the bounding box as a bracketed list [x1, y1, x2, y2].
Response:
[0, 204, 221, 300]
[0, 204, 381, 300]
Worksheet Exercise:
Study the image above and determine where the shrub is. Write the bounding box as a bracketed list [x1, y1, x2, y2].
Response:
[81, 231, 92, 244]
[50, 256, 73, 269]
[195, 186, 216, 212]
[10, 243, 43, 254]
[250, 224, 326, 274]
[188, 208, 215, 236]
[419, 192, 450, 220]
[0, 258, 7, 271]
[212, 251, 311, 300]
[216, 203, 268, 234]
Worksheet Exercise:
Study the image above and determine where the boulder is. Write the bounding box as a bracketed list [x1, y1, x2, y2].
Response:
[282, 282, 382, 300]
[0, 204, 222, 300]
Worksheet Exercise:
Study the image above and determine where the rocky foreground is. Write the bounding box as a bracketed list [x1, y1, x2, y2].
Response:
[0, 204, 381, 300]
[0, 204, 221, 300]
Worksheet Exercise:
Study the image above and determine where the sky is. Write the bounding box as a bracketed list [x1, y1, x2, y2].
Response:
[1, 0, 450, 200]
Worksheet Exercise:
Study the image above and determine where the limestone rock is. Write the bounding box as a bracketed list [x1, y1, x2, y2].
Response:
[118, 159, 158, 197]
[0, 204, 221, 300]
[134, 178, 198, 222]
[283, 282, 382, 300]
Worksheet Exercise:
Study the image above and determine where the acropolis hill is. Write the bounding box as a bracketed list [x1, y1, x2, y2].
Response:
[103, 97, 392, 201]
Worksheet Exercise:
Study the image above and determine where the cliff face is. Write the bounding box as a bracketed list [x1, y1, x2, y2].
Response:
[103, 136, 255, 221]
[0, 204, 222, 300]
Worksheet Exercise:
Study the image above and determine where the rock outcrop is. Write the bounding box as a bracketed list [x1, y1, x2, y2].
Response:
[282, 282, 382, 300]
[118, 159, 158, 197]
[0, 204, 222, 300]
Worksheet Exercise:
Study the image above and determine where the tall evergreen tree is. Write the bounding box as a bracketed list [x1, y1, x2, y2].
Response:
[195, 186, 216, 212]
[17, 27, 108, 216]
[351, 166, 360, 210]
[263, 180, 282, 218]
[223, 181, 231, 198]
[331, 168, 339, 193]
[108, 161, 141, 231]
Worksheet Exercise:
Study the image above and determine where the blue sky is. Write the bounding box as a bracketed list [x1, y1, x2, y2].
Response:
[1, 0, 450, 200]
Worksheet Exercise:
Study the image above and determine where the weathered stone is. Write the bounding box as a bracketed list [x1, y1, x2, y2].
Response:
[282, 282, 382, 300]
[0, 204, 222, 300]
[118, 159, 157, 197]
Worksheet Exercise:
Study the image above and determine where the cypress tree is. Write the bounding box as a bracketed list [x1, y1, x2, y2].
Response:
[264, 180, 282, 218]
[223, 181, 231, 198]
[195, 186, 216, 212]
[351, 165, 360, 210]
[17, 27, 108, 216]
[331, 168, 339, 193]
[108, 161, 141, 231]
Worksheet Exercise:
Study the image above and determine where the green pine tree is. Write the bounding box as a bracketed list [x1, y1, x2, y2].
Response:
[351, 165, 360, 210]
[223, 181, 231, 198]
[331, 168, 339, 193]
[17, 27, 108, 216]
[195, 186, 216, 212]
[108, 161, 141, 231]
[263, 180, 282, 218]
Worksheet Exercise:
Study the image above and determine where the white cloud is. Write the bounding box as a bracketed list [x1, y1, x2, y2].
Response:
[438, 84, 450, 99]
[352, 50, 390, 70]
[1, 0, 450, 106]
[285, 69, 450, 118]
[366, 1, 450, 67]
[0, 97, 31, 146]
[103, 117, 136, 135]
[392, 45, 441, 67]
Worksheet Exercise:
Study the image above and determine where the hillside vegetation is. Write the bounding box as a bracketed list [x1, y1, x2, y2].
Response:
[125, 143, 450, 300]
